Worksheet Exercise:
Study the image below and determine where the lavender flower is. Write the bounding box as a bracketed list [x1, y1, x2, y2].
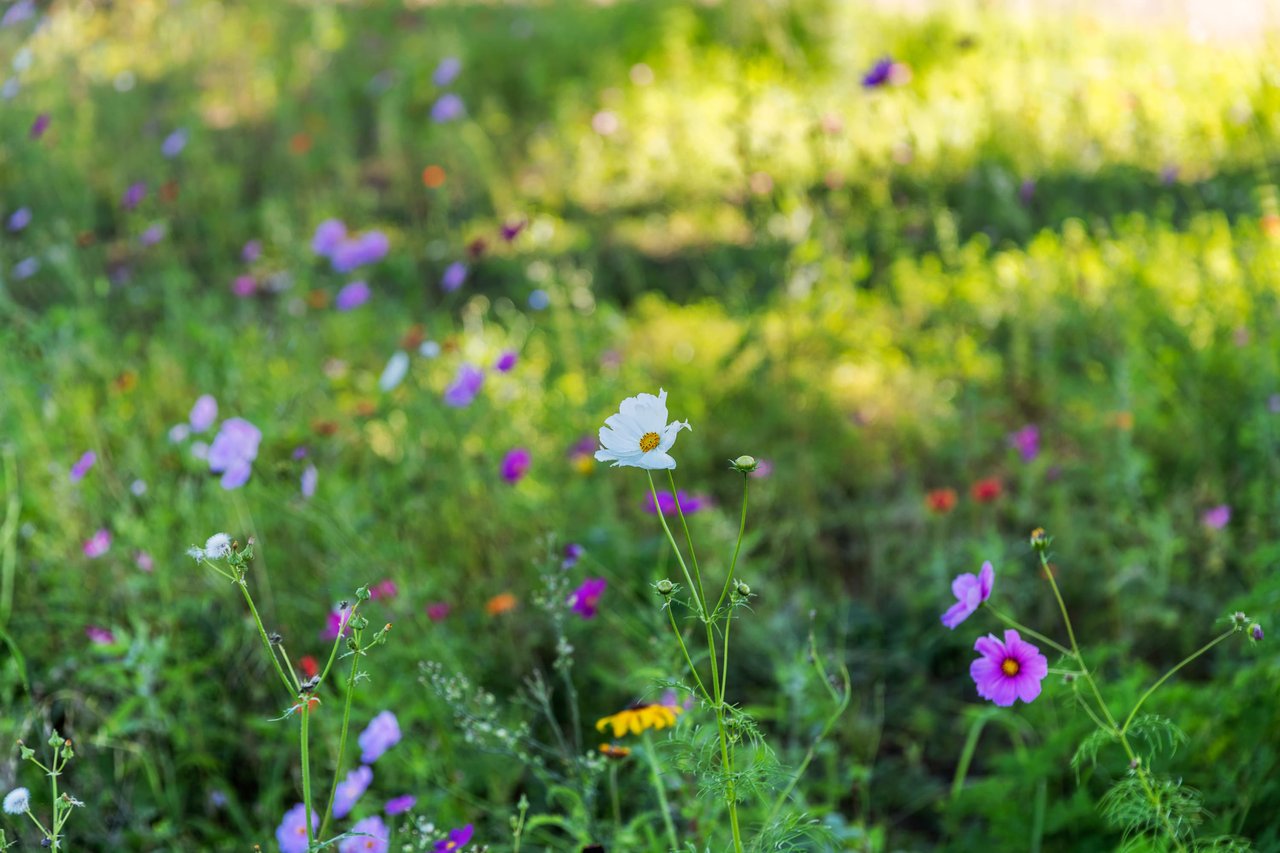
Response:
[568, 578, 607, 619]
[443, 364, 484, 407]
[341, 816, 389, 853]
[528, 289, 549, 310]
[13, 257, 38, 280]
[970, 630, 1048, 706]
[643, 490, 707, 515]
[70, 450, 96, 482]
[501, 448, 531, 483]
[1202, 504, 1231, 530]
[385, 794, 416, 815]
[431, 93, 465, 123]
[161, 128, 188, 158]
[189, 395, 218, 433]
[8, 206, 31, 232]
[207, 417, 261, 490]
[1008, 425, 1039, 462]
[332, 765, 373, 819]
[86, 625, 115, 645]
[335, 280, 371, 311]
[435, 824, 474, 853]
[433, 57, 462, 86]
[561, 543, 584, 569]
[275, 803, 317, 853]
[139, 223, 166, 247]
[122, 182, 147, 210]
[494, 350, 517, 373]
[1, 2, 34, 29]
[861, 57, 894, 88]
[331, 231, 390, 273]
[301, 464, 317, 499]
[358, 711, 401, 764]
[942, 561, 994, 629]
[312, 219, 347, 257]
[83, 529, 111, 558]
[241, 239, 262, 263]
[441, 261, 467, 292]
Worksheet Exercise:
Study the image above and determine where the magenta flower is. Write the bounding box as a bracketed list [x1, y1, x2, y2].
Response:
[322, 605, 352, 641]
[8, 207, 31, 232]
[85, 625, 115, 645]
[69, 450, 97, 482]
[332, 765, 373, 819]
[301, 464, 318, 499]
[750, 459, 773, 478]
[1202, 505, 1231, 530]
[385, 794, 416, 815]
[441, 261, 467, 292]
[501, 448, 531, 483]
[83, 529, 111, 559]
[941, 561, 994, 629]
[426, 602, 451, 622]
[494, 351, 517, 373]
[207, 417, 261, 489]
[500, 219, 526, 242]
[370, 580, 398, 600]
[567, 578, 607, 619]
[431, 93, 465, 123]
[312, 219, 347, 257]
[341, 816, 389, 853]
[335, 280, 372, 311]
[29, 113, 49, 139]
[331, 231, 389, 274]
[434, 825, 474, 853]
[970, 630, 1049, 706]
[231, 275, 256, 297]
[189, 395, 218, 433]
[358, 711, 401, 764]
[161, 128, 188, 158]
[433, 57, 462, 87]
[122, 182, 147, 210]
[444, 364, 484, 407]
[135, 551, 154, 572]
[1008, 425, 1040, 463]
[643, 490, 707, 516]
[275, 803, 317, 853]
[561, 543, 584, 569]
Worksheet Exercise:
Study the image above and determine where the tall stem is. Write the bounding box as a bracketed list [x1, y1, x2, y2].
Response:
[666, 470, 709, 612]
[716, 478, 750, 615]
[1121, 629, 1235, 734]
[301, 704, 314, 846]
[646, 473, 703, 614]
[318, 632, 364, 839]
[642, 732, 680, 852]
[983, 603, 1074, 658]
[236, 581, 296, 697]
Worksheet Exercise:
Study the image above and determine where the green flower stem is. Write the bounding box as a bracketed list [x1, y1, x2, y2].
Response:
[318, 629, 364, 840]
[983, 603, 1074, 658]
[48, 751, 60, 851]
[609, 763, 622, 828]
[301, 703, 314, 847]
[715, 478, 750, 615]
[720, 610, 733, 704]
[646, 473, 704, 615]
[666, 470, 710, 612]
[277, 644, 303, 693]
[318, 602, 360, 685]
[641, 731, 680, 852]
[666, 607, 711, 701]
[23, 808, 50, 843]
[1121, 629, 1235, 734]
[236, 580, 297, 698]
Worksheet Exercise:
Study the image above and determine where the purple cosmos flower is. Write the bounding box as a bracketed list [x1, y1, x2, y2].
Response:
[494, 351, 517, 373]
[941, 561, 994, 629]
[435, 825, 473, 853]
[2, 2, 34, 28]
[189, 395, 218, 433]
[561, 543, 584, 569]
[70, 450, 97, 483]
[83, 529, 111, 559]
[431, 93, 465, 123]
[750, 459, 773, 479]
[322, 605, 352, 640]
[441, 261, 468, 292]
[341, 816, 389, 853]
[135, 551, 154, 572]
[433, 57, 462, 87]
[161, 128, 188, 158]
[275, 803, 318, 853]
[122, 182, 147, 210]
[312, 219, 347, 257]
[370, 580, 398, 600]
[568, 578, 607, 619]
[331, 231, 390, 273]
[385, 794, 416, 816]
[139, 223, 166, 247]
[8, 207, 31, 232]
[501, 448, 531, 483]
[443, 364, 484, 407]
[13, 257, 38, 280]
[643, 490, 707, 516]
[1202, 505, 1231, 530]
[292, 446, 309, 460]
[1252, 624, 1264, 641]
[207, 417, 261, 490]
[358, 711, 401, 764]
[231, 275, 256, 297]
[1008, 425, 1040, 462]
[970, 629, 1049, 707]
[85, 625, 115, 645]
[500, 220, 526, 242]
[301, 464, 318, 499]
[336, 281, 371, 311]
[861, 57, 894, 88]
[241, 239, 262, 263]
[332, 765, 373, 819]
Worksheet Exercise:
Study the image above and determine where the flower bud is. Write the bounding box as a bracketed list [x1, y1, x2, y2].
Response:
[734, 580, 751, 597]
[355, 585, 372, 602]
[1231, 611, 1250, 627]
[1251, 623, 1264, 642]
[729, 455, 759, 474]
[268, 632, 283, 646]
[1029, 528, 1049, 551]
[655, 579, 675, 597]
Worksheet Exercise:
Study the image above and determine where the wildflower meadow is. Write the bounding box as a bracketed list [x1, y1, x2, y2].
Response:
[2, 0, 1279, 850]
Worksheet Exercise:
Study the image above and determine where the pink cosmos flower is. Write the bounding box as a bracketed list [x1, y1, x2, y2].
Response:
[567, 578, 607, 619]
[501, 448, 531, 483]
[970, 630, 1049, 707]
[70, 450, 97, 482]
[370, 580, 398, 600]
[643, 490, 707, 515]
[1202, 505, 1231, 530]
[941, 561, 994, 629]
[231, 275, 256, 297]
[135, 551, 154, 572]
[333, 765, 373, 819]
[1008, 425, 1040, 463]
[83, 529, 111, 558]
[322, 605, 352, 640]
[426, 602, 451, 622]
[85, 625, 115, 645]
[434, 825, 473, 853]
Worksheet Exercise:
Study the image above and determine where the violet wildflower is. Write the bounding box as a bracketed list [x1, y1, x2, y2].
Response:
[189, 394, 218, 433]
[69, 450, 97, 482]
[207, 417, 261, 490]
[595, 389, 691, 470]
[501, 448, 531, 483]
[83, 529, 111, 558]
[1018, 178, 1036, 206]
[13, 257, 38, 280]
[322, 605, 352, 640]
[431, 93, 465, 123]
[139, 223, 166, 247]
[135, 551, 154, 572]
[441, 261, 468, 292]
[941, 561, 994, 629]
[161, 128, 188, 158]
[568, 578, 607, 619]
[862, 57, 894, 88]
[1269, 393, 1280, 414]
[231, 275, 256, 297]
[331, 231, 390, 274]
[643, 490, 707, 515]
[1008, 425, 1040, 462]
[970, 630, 1049, 706]
[385, 794, 416, 815]
[29, 112, 49, 139]
[241, 239, 262, 263]
[130, 479, 147, 496]
[341, 815, 389, 853]
[528, 289, 550, 310]
[370, 580, 398, 600]
[312, 219, 347, 257]
[86, 625, 115, 645]
[443, 364, 484, 407]
[275, 803, 317, 853]
[494, 350, 517, 373]
[433, 56, 462, 87]
[8, 206, 31, 232]
[301, 464, 318, 499]
[168, 424, 191, 443]
[500, 220, 526, 242]
[419, 340, 442, 358]
[292, 446, 309, 460]
[1251, 624, 1264, 642]
[750, 459, 773, 478]
[379, 351, 410, 392]
[358, 711, 401, 764]
[1202, 505, 1231, 530]
[332, 765, 373, 819]
[122, 182, 147, 210]
[335, 280, 372, 311]
[426, 602, 451, 622]
[562, 543, 584, 569]
[435, 825, 474, 853]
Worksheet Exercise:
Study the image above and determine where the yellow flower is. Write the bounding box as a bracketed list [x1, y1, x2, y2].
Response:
[594, 703, 681, 739]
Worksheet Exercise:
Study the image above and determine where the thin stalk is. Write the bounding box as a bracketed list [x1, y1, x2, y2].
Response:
[301, 704, 314, 846]
[646, 473, 703, 614]
[277, 645, 303, 693]
[49, 748, 61, 850]
[715, 478, 750, 615]
[24, 808, 50, 841]
[666, 607, 711, 701]
[236, 581, 296, 697]
[1121, 629, 1235, 734]
[642, 732, 680, 852]
[666, 470, 710, 612]
[609, 763, 622, 828]
[983, 603, 1074, 659]
[317, 632, 364, 840]
[0, 447, 20, 629]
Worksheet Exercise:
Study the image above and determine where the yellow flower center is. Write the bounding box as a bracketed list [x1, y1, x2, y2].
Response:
[1001, 658, 1020, 677]
[639, 431, 660, 452]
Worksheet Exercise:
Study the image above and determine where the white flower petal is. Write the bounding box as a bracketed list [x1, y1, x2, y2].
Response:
[639, 450, 677, 469]
[657, 419, 691, 452]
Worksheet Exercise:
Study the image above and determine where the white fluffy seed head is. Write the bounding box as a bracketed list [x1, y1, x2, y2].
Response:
[3, 787, 30, 815]
[203, 533, 232, 559]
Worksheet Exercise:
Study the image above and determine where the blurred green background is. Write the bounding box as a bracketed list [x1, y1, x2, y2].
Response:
[1, 0, 1279, 849]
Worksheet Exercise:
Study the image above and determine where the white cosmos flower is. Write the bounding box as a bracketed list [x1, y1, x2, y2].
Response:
[595, 388, 691, 470]
[3, 787, 29, 815]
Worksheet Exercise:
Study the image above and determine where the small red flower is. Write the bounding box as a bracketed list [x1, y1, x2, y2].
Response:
[970, 478, 1002, 503]
[299, 655, 319, 679]
[925, 488, 957, 514]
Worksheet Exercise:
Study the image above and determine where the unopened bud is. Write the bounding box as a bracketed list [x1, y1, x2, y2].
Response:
[1251, 623, 1264, 642]
[729, 455, 759, 474]
[1029, 527, 1049, 551]
[734, 580, 752, 597]
[355, 585, 372, 602]
[268, 632, 283, 646]
[1231, 611, 1250, 627]
[655, 579, 675, 597]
